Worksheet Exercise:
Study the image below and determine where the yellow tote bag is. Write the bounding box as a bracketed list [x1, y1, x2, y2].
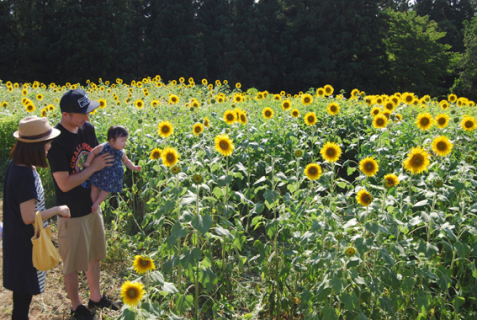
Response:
[31, 211, 60, 271]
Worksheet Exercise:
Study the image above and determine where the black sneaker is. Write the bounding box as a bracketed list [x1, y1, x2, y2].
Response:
[88, 294, 123, 311]
[71, 305, 97, 320]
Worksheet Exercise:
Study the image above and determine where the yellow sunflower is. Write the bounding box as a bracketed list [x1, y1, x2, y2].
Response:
[403, 146, 430, 175]
[161, 147, 180, 167]
[36, 93, 43, 101]
[372, 114, 388, 129]
[301, 93, 313, 106]
[431, 136, 453, 157]
[224, 110, 236, 125]
[121, 280, 145, 307]
[316, 87, 325, 97]
[359, 157, 379, 177]
[394, 114, 403, 122]
[304, 163, 322, 180]
[383, 101, 395, 112]
[448, 94, 457, 103]
[461, 116, 477, 131]
[370, 106, 381, 117]
[281, 100, 292, 111]
[263, 107, 274, 119]
[40, 108, 48, 117]
[327, 102, 340, 116]
[304, 112, 317, 126]
[203, 117, 210, 127]
[193, 123, 204, 136]
[238, 111, 247, 125]
[134, 100, 144, 110]
[169, 94, 179, 104]
[25, 104, 35, 113]
[324, 84, 334, 96]
[215, 134, 234, 157]
[150, 148, 162, 160]
[291, 109, 300, 118]
[98, 99, 107, 109]
[415, 113, 433, 131]
[440, 100, 449, 110]
[151, 100, 160, 108]
[401, 92, 414, 104]
[435, 114, 450, 129]
[384, 174, 399, 188]
[158, 121, 174, 138]
[133, 255, 155, 274]
[356, 189, 373, 206]
[320, 142, 342, 163]
[234, 94, 243, 103]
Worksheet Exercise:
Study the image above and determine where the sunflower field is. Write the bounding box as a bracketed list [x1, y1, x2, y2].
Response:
[1, 78, 477, 320]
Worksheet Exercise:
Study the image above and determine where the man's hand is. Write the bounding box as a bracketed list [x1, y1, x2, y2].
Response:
[90, 153, 114, 172]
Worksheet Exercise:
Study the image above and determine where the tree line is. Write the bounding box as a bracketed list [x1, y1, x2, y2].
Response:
[1, 0, 477, 99]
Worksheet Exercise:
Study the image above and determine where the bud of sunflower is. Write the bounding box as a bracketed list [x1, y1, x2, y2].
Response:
[153, 117, 157, 121]
[192, 174, 203, 185]
[322, 198, 330, 206]
[295, 149, 303, 157]
[225, 128, 230, 134]
[470, 151, 475, 156]
[231, 104, 236, 108]
[451, 110, 456, 115]
[171, 165, 180, 174]
[344, 246, 356, 257]
[210, 99, 216, 104]
[465, 156, 473, 163]
[336, 233, 343, 240]
[53, 112, 58, 118]
[138, 119, 143, 124]
[434, 179, 443, 188]
[454, 117, 460, 123]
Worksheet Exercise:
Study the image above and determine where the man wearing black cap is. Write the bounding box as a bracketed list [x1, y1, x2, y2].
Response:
[47, 89, 118, 320]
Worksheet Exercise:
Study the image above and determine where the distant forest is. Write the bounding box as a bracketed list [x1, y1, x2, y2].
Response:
[2, 0, 477, 99]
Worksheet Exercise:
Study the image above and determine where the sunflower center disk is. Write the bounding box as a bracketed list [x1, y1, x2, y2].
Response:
[326, 149, 335, 157]
[140, 259, 149, 266]
[309, 168, 317, 175]
[438, 119, 446, 125]
[265, 111, 271, 117]
[421, 118, 429, 126]
[377, 119, 384, 125]
[465, 121, 472, 128]
[167, 154, 175, 162]
[437, 142, 446, 151]
[365, 163, 374, 171]
[127, 288, 138, 299]
[219, 141, 229, 150]
[412, 155, 423, 165]
[162, 127, 169, 133]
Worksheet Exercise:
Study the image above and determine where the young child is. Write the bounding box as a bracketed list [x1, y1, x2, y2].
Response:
[84, 125, 141, 213]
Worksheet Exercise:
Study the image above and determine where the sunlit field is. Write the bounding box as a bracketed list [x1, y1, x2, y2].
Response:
[1, 77, 477, 320]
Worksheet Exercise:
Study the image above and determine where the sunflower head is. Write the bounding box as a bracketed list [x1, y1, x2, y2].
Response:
[356, 189, 373, 206]
[327, 102, 340, 116]
[344, 246, 357, 257]
[384, 173, 399, 188]
[238, 111, 247, 125]
[372, 115, 388, 129]
[161, 147, 180, 167]
[214, 134, 234, 157]
[169, 94, 179, 104]
[121, 280, 145, 307]
[448, 94, 457, 103]
[415, 113, 433, 131]
[192, 174, 203, 185]
[171, 165, 180, 174]
[282, 100, 291, 110]
[403, 146, 430, 175]
[431, 136, 453, 157]
[384, 101, 395, 112]
[301, 93, 313, 105]
[324, 84, 334, 96]
[133, 255, 155, 274]
[320, 142, 342, 163]
[370, 107, 381, 117]
[291, 109, 300, 118]
[262, 107, 274, 119]
[461, 116, 477, 131]
[158, 121, 174, 138]
[203, 117, 210, 128]
[295, 149, 303, 157]
[150, 148, 162, 160]
[304, 112, 317, 126]
[465, 156, 473, 164]
[304, 163, 322, 181]
[26, 104, 35, 113]
[359, 157, 379, 177]
[193, 123, 204, 136]
[435, 114, 449, 129]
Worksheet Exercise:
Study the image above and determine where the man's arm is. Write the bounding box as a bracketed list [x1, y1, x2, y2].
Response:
[53, 153, 114, 192]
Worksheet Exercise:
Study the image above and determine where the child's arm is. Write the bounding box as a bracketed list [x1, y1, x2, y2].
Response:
[83, 143, 105, 168]
[122, 151, 141, 172]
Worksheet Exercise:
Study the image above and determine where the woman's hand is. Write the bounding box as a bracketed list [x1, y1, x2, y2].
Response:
[58, 205, 71, 218]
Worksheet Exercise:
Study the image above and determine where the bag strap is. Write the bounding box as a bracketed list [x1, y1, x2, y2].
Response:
[34, 211, 43, 235]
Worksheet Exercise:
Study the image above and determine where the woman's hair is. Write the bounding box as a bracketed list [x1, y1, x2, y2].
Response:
[107, 125, 129, 141]
[10, 140, 49, 168]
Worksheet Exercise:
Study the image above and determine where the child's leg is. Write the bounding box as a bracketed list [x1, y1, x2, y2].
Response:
[91, 190, 110, 213]
[91, 185, 101, 203]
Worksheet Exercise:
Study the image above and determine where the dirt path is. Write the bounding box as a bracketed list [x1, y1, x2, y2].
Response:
[0, 199, 122, 320]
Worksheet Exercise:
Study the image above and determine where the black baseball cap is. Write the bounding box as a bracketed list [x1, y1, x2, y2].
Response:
[60, 89, 99, 113]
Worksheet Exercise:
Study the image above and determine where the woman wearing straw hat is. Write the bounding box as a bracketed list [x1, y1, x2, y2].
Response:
[3, 116, 71, 320]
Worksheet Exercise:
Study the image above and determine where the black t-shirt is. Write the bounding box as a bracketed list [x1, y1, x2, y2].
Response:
[47, 121, 99, 218]
[2, 161, 44, 294]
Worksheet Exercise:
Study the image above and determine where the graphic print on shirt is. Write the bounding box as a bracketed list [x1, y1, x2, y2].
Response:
[70, 142, 93, 188]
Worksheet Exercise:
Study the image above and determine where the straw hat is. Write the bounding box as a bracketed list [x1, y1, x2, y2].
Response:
[13, 116, 61, 143]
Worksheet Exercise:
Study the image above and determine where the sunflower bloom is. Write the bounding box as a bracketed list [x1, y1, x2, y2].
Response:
[158, 121, 174, 138]
[291, 109, 300, 118]
[359, 157, 379, 177]
[263, 107, 274, 119]
[193, 123, 204, 136]
[169, 94, 179, 104]
[384, 174, 399, 188]
[133, 255, 155, 274]
[98, 99, 107, 109]
[372, 115, 388, 129]
[224, 110, 236, 125]
[370, 107, 381, 117]
[320, 142, 342, 163]
[121, 281, 145, 307]
[203, 117, 210, 127]
[461, 116, 477, 131]
[327, 102, 340, 116]
[238, 111, 247, 125]
[448, 94, 457, 103]
[150, 148, 162, 160]
[304, 112, 317, 126]
[356, 189, 372, 206]
[435, 114, 450, 129]
[281, 100, 291, 111]
[134, 100, 144, 109]
[345, 246, 357, 257]
[215, 134, 234, 157]
[301, 93, 313, 106]
[403, 146, 430, 175]
[324, 84, 334, 96]
[304, 163, 322, 180]
[439, 100, 449, 110]
[394, 114, 403, 122]
[162, 147, 180, 167]
[415, 113, 433, 131]
[25, 104, 35, 113]
[431, 136, 453, 157]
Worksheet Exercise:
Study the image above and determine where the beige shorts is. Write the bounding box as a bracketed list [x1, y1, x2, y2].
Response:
[57, 209, 106, 275]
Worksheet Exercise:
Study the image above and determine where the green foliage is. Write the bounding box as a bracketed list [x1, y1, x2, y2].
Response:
[0, 114, 21, 191]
